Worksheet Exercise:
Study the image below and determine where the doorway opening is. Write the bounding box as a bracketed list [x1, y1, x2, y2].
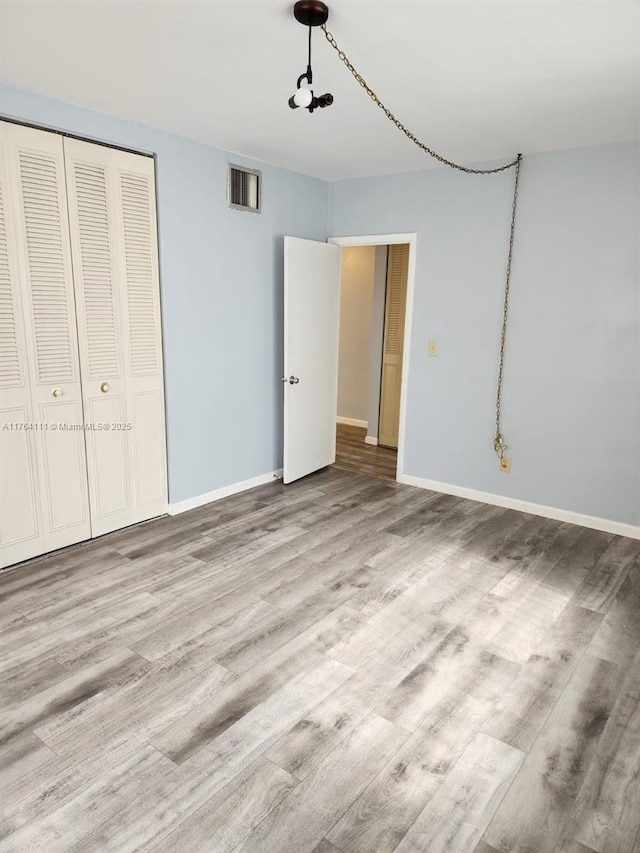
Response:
[330, 236, 415, 482]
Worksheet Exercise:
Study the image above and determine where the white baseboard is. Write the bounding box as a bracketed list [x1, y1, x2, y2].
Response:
[337, 416, 368, 429]
[168, 470, 283, 515]
[364, 435, 378, 446]
[170, 468, 639, 538]
[400, 474, 640, 540]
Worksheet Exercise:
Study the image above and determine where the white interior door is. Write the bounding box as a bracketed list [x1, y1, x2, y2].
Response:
[64, 138, 167, 535]
[283, 236, 340, 484]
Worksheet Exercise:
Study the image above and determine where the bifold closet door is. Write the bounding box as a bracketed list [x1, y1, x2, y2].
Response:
[0, 122, 91, 567]
[64, 138, 167, 535]
[378, 243, 409, 449]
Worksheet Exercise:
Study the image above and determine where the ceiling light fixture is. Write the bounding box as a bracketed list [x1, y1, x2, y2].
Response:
[288, 1, 334, 113]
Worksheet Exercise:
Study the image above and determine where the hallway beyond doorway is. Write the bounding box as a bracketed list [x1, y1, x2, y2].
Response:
[334, 423, 397, 481]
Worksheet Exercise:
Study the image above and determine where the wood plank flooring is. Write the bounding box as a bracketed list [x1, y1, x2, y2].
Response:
[335, 423, 397, 480]
[0, 466, 639, 852]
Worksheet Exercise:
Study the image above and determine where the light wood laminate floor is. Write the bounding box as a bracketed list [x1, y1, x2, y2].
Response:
[0, 467, 639, 853]
[335, 423, 397, 481]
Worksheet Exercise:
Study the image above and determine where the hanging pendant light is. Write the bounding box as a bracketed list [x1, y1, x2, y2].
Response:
[288, 1, 334, 113]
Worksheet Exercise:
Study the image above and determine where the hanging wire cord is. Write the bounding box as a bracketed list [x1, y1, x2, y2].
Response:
[322, 24, 523, 460]
[494, 154, 522, 463]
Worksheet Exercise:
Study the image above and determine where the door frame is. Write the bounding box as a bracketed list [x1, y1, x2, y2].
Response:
[328, 233, 417, 483]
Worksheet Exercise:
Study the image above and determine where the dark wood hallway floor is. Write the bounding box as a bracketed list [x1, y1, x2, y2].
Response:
[0, 467, 639, 852]
[335, 422, 397, 481]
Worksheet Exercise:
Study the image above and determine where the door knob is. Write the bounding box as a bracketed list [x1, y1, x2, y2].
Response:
[52, 387, 63, 398]
[281, 376, 299, 385]
[100, 382, 110, 393]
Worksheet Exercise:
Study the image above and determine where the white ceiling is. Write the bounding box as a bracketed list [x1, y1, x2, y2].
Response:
[1, 1, 638, 180]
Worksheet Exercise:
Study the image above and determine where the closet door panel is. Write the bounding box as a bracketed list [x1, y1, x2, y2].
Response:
[63, 140, 131, 535]
[6, 124, 91, 553]
[0, 127, 44, 567]
[118, 163, 167, 523]
[130, 390, 166, 508]
[64, 138, 167, 532]
[1, 121, 90, 563]
[86, 394, 129, 519]
[38, 398, 90, 531]
[0, 408, 42, 567]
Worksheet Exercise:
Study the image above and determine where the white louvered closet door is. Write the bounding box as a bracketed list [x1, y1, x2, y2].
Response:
[0, 122, 91, 565]
[0, 124, 44, 566]
[64, 138, 167, 535]
[378, 243, 409, 449]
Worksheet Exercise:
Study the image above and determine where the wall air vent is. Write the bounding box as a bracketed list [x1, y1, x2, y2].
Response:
[228, 164, 261, 213]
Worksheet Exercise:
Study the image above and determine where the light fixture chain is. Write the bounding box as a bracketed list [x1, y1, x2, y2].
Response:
[494, 154, 522, 462]
[322, 23, 523, 461]
[322, 25, 520, 175]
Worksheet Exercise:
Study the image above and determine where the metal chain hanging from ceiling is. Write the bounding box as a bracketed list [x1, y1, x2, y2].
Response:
[322, 24, 522, 467]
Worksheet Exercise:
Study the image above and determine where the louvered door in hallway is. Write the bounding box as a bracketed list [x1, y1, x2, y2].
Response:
[378, 243, 409, 448]
[0, 121, 167, 569]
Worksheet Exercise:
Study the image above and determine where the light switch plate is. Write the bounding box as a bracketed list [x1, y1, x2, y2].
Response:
[428, 339, 439, 357]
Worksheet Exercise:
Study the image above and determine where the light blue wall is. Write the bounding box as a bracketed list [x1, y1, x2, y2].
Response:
[329, 142, 640, 525]
[1, 85, 329, 503]
[2, 85, 637, 525]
